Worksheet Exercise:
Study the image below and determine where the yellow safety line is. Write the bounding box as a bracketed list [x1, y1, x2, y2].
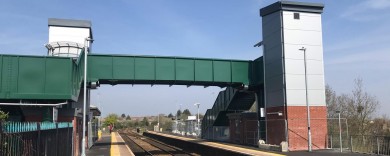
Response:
[203, 142, 285, 156]
[110, 132, 120, 156]
[116, 132, 135, 156]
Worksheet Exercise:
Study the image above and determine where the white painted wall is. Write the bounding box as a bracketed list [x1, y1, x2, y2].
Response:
[49, 26, 90, 44]
[48, 26, 91, 57]
[263, 10, 325, 107]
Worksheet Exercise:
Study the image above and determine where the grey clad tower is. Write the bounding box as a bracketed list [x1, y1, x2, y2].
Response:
[260, 1, 327, 151]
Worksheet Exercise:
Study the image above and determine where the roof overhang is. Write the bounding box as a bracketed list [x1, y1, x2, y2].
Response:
[260, 1, 324, 17]
[89, 105, 101, 116]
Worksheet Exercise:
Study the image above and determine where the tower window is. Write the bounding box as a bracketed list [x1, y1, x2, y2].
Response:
[294, 13, 300, 20]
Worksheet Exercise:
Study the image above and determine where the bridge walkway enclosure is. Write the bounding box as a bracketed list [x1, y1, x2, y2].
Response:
[0, 52, 263, 102]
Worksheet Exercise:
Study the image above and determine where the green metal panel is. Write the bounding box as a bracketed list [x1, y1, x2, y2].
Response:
[0, 56, 2, 94]
[113, 56, 135, 80]
[135, 57, 155, 80]
[213, 61, 231, 82]
[45, 58, 71, 95]
[155, 58, 174, 81]
[195, 60, 213, 82]
[9, 57, 19, 95]
[231, 61, 249, 84]
[0, 55, 75, 100]
[88, 55, 113, 80]
[0, 53, 262, 102]
[18, 57, 46, 94]
[175, 58, 194, 81]
[0, 56, 9, 97]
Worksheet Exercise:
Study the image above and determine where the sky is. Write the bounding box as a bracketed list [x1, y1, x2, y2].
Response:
[0, 0, 389, 117]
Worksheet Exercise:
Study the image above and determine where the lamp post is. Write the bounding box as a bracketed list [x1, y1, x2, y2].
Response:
[194, 103, 200, 136]
[81, 37, 92, 156]
[299, 47, 312, 152]
[336, 110, 342, 152]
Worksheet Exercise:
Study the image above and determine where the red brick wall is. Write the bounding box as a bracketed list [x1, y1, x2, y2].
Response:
[287, 106, 327, 151]
[266, 106, 328, 151]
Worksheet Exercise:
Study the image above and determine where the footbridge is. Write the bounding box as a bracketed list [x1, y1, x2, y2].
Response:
[0, 1, 328, 152]
[0, 52, 263, 102]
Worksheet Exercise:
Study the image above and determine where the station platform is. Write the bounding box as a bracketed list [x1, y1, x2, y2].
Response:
[87, 132, 134, 156]
[146, 131, 365, 156]
[146, 131, 284, 156]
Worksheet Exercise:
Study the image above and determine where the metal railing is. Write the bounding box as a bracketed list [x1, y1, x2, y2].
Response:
[350, 135, 390, 155]
[0, 122, 73, 156]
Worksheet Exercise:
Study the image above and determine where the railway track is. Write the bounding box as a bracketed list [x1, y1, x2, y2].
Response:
[120, 131, 197, 156]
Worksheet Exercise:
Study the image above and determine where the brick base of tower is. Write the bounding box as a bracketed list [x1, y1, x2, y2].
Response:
[266, 106, 328, 151]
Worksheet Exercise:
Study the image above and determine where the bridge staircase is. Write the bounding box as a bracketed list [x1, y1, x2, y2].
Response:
[201, 87, 255, 140]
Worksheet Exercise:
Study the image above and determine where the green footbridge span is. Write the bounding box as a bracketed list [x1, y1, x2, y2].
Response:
[0, 51, 265, 139]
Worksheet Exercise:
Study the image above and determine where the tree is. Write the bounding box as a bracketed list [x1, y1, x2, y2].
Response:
[121, 113, 126, 119]
[104, 113, 119, 127]
[326, 78, 380, 136]
[168, 113, 173, 118]
[176, 110, 182, 117]
[142, 117, 149, 126]
[0, 108, 8, 122]
[182, 109, 191, 116]
[181, 109, 192, 120]
[349, 78, 379, 135]
[326, 84, 338, 117]
[126, 115, 131, 120]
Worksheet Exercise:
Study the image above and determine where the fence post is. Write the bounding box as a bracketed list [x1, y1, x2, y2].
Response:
[330, 135, 333, 149]
[67, 123, 70, 156]
[37, 122, 41, 156]
[377, 137, 379, 155]
[350, 135, 353, 152]
[56, 122, 59, 156]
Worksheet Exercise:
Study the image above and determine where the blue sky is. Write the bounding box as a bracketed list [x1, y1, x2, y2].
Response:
[0, 0, 389, 117]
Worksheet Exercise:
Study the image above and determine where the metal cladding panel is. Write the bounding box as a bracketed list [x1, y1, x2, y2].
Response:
[0, 55, 74, 100]
[88, 56, 113, 80]
[88, 55, 252, 85]
[266, 89, 284, 107]
[213, 61, 231, 82]
[306, 60, 324, 75]
[0, 56, 2, 94]
[175, 59, 194, 81]
[1, 56, 17, 96]
[283, 11, 322, 31]
[250, 57, 264, 86]
[284, 44, 323, 61]
[45, 58, 71, 94]
[71, 54, 84, 100]
[135, 57, 155, 80]
[113, 57, 135, 80]
[18, 57, 46, 94]
[0, 53, 255, 101]
[231, 61, 249, 84]
[156, 58, 174, 81]
[194, 60, 213, 82]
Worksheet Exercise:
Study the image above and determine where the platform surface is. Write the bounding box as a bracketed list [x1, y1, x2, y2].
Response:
[87, 132, 134, 156]
[147, 131, 284, 156]
[147, 131, 365, 156]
